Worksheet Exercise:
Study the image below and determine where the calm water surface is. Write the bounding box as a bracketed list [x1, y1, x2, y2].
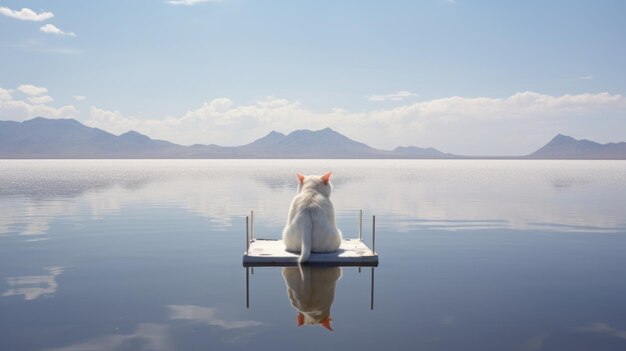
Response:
[1, 160, 625, 350]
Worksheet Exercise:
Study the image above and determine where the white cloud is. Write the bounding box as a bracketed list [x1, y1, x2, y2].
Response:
[28, 95, 54, 105]
[1, 85, 79, 121]
[166, 0, 220, 5]
[18, 84, 48, 96]
[367, 90, 417, 101]
[40, 24, 76, 37]
[73, 95, 86, 101]
[0, 6, 54, 21]
[87, 107, 147, 135]
[0, 100, 79, 120]
[575, 75, 594, 81]
[83, 91, 626, 155]
[0, 88, 13, 101]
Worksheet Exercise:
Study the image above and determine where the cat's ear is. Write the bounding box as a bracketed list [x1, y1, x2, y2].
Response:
[297, 313, 304, 326]
[320, 316, 333, 331]
[321, 172, 332, 185]
[297, 173, 305, 184]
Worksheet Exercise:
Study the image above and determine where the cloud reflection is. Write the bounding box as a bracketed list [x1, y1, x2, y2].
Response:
[168, 304, 264, 329]
[47, 324, 170, 351]
[578, 322, 626, 340]
[2, 266, 64, 300]
[48, 305, 263, 351]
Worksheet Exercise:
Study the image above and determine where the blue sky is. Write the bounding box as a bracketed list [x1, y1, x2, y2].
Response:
[1, 0, 625, 155]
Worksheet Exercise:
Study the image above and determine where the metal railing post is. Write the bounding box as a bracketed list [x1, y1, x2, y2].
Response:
[246, 216, 249, 254]
[370, 267, 375, 310]
[372, 215, 376, 254]
[359, 209, 363, 241]
[246, 267, 250, 309]
[251, 210, 254, 241]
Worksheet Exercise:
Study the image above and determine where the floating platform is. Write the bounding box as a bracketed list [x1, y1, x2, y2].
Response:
[242, 210, 379, 267]
[243, 238, 378, 267]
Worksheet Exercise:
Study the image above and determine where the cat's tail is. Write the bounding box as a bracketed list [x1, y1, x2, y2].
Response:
[298, 209, 313, 264]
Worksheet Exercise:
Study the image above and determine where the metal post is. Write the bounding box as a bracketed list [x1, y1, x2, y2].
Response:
[245, 267, 250, 309]
[246, 216, 249, 254]
[359, 209, 363, 241]
[372, 215, 376, 254]
[251, 210, 254, 241]
[370, 267, 375, 310]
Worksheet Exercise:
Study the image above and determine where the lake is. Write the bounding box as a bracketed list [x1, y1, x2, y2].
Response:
[1, 160, 626, 351]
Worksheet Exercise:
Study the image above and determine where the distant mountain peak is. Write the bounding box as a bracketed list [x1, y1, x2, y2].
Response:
[247, 130, 286, 146]
[393, 145, 447, 157]
[259, 131, 286, 141]
[288, 127, 336, 135]
[550, 134, 576, 143]
[120, 130, 149, 138]
[117, 131, 155, 146]
[25, 117, 81, 126]
[530, 133, 626, 159]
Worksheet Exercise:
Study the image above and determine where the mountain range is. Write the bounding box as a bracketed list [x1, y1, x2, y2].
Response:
[528, 134, 626, 159]
[0, 117, 625, 159]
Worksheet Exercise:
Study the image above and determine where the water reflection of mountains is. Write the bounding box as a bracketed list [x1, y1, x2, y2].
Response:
[1, 160, 625, 237]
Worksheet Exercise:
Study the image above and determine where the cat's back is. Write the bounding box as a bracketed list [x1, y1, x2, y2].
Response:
[292, 189, 328, 210]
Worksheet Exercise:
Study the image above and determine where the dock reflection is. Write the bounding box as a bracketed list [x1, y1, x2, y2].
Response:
[283, 266, 341, 331]
[244, 265, 375, 331]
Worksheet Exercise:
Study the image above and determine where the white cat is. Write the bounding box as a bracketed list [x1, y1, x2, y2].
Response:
[282, 172, 342, 263]
[282, 266, 342, 331]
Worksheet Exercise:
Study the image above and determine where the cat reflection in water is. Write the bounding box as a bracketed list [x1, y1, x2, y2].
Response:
[282, 266, 342, 331]
[282, 172, 342, 263]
